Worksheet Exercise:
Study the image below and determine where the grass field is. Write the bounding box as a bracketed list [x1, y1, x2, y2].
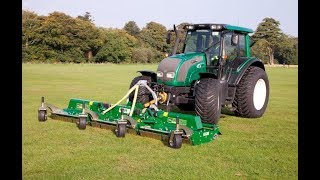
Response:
[22, 63, 298, 179]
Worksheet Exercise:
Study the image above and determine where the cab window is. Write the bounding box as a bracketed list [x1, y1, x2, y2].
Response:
[239, 34, 246, 57]
[223, 32, 237, 61]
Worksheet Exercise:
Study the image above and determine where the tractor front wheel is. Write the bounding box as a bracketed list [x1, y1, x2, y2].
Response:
[194, 78, 221, 125]
[128, 76, 152, 104]
[233, 66, 269, 118]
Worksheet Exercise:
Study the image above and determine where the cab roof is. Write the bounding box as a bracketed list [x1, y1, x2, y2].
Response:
[184, 24, 253, 33]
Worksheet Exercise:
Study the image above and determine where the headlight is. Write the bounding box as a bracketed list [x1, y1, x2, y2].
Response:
[166, 72, 175, 78]
[157, 71, 163, 77]
[186, 25, 194, 30]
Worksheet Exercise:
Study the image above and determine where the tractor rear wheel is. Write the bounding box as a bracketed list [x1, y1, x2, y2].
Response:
[194, 78, 221, 125]
[128, 76, 152, 104]
[233, 66, 269, 118]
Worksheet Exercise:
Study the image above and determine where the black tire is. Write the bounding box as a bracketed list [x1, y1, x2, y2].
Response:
[128, 76, 152, 104]
[116, 124, 126, 137]
[168, 133, 182, 149]
[176, 104, 195, 111]
[194, 78, 221, 125]
[38, 110, 47, 122]
[78, 117, 87, 130]
[233, 66, 269, 118]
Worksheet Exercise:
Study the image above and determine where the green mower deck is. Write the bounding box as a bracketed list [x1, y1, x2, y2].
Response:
[38, 96, 220, 148]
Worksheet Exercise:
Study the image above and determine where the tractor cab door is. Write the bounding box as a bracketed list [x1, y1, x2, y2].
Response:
[206, 31, 236, 79]
[220, 32, 246, 80]
[202, 32, 221, 75]
[222, 32, 238, 63]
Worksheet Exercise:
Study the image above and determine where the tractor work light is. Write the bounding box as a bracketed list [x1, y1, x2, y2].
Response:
[157, 71, 163, 77]
[210, 24, 222, 30]
[186, 25, 194, 30]
[166, 72, 175, 78]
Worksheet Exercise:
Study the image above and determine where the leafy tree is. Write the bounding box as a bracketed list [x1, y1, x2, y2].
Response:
[22, 11, 63, 62]
[23, 45, 48, 62]
[39, 12, 77, 51]
[22, 10, 102, 62]
[275, 35, 298, 65]
[24, 9, 217, 64]
[131, 47, 154, 63]
[74, 17, 102, 61]
[252, 18, 284, 65]
[77, 12, 94, 22]
[22, 10, 45, 50]
[124, 21, 140, 37]
[94, 29, 138, 63]
[138, 21, 168, 62]
[251, 39, 270, 64]
[26, 11, 101, 62]
[139, 21, 167, 52]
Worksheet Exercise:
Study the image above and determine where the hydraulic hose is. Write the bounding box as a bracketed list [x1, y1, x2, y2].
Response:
[129, 85, 139, 116]
[102, 84, 138, 115]
[101, 80, 158, 116]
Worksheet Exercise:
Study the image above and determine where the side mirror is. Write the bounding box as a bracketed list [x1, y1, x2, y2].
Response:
[166, 31, 172, 44]
[231, 34, 238, 46]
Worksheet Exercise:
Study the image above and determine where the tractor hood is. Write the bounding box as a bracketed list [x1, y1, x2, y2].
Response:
[156, 52, 206, 86]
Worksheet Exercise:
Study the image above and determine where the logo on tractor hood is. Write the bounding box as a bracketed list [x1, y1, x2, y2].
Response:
[196, 63, 204, 68]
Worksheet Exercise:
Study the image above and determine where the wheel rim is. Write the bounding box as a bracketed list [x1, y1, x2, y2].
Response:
[213, 134, 219, 140]
[169, 136, 174, 146]
[169, 141, 174, 146]
[253, 79, 267, 110]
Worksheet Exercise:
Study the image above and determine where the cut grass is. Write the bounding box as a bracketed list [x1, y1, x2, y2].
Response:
[23, 64, 297, 179]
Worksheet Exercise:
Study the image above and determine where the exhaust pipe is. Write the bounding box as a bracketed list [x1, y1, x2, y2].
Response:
[171, 24, 180, 55]
[166, 24, 180, 56]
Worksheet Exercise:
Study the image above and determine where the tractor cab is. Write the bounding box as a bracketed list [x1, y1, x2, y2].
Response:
[166, 24, 253, 79]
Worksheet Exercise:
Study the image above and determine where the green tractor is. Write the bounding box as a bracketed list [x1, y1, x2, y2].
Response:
[129, 23, 269, 125]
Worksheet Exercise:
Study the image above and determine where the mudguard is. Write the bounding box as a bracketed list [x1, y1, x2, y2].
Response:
[137, 70, 157, 82]
[228, 57, 265, 86]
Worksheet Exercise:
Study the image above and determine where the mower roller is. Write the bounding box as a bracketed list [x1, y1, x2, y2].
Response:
[38, 80, 220, 149]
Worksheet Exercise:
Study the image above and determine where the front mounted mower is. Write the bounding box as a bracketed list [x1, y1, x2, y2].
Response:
[38, 80, 220, 149]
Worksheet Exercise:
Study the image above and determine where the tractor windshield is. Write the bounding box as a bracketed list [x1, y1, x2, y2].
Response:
[184, 30, 221, 54]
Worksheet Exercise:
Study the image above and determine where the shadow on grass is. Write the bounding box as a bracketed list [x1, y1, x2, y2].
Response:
[221, 107, 236, 117]
[158, 105, 237, 119]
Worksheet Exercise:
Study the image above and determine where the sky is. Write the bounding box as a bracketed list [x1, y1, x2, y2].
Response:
[22, 0, 298, 37]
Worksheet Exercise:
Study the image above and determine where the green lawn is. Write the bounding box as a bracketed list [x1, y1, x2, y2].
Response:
[22, 63, 298, 179]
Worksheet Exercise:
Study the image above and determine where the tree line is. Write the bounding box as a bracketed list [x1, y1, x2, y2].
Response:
[22, 10, 297, 65]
